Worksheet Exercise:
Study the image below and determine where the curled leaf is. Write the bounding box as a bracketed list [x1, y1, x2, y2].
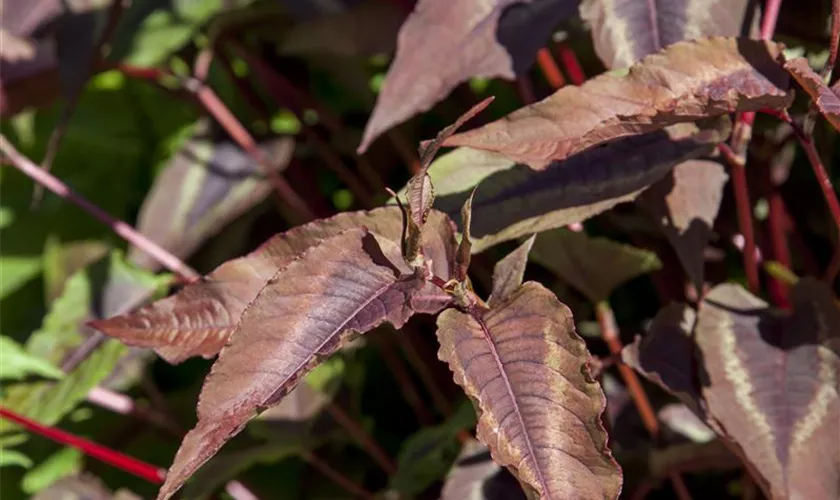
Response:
[785, 57, 840, 133]
[444, 38, 790, 169]
[91, 208, 456, 363]
[489, 235, 535, 305]
[156, 228, 430, 499]
[456, 188, 477, 281]
[436, 282, 622, 499]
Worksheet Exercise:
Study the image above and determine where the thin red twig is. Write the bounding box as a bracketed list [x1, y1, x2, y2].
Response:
[325, 403, 397, 474]
[719, 139, 761, 293]
[300, 451, 376, 500]
[0, 406, 165, 484]
[536, 47, 565, 89]
[376, 335, 435, 425]
[0, 135, 200, 281]
[555, 41, 586, 85]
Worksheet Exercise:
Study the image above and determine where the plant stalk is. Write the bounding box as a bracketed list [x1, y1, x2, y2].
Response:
[325, 403, 397, 474]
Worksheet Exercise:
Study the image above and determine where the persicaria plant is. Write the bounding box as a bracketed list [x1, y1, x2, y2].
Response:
[2, 0, 840, 499]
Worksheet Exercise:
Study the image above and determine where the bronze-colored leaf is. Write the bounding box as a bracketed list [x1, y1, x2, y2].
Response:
[416, 119, 729, 253]
[456, 188, 477, 281]
[128, 122, 294, 271]
[91, 208, 455, 363]
[638, 159, 728, 292]
[156, 227, 428, 500]
[443, 38, 790, 169]
[627, 280, 840, 499]
[357, 0, 577, 152]
[580, 0, 750, 70]
[440, 439, 526, 500]
[785, 57, 840, 133]
[489, 235, 535, 305]
[436, 282, 622, 499]
[530, 229, 662, 303]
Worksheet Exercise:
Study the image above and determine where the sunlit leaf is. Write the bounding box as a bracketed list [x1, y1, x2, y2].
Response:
[156, 227, 434, 500]
[785, 57, 840, 133]
[0, 335, 64, 381]
[91, 208, 455, 363]
[440, 439, 526, 500]
[530, 229, 662, 303]
[580, 0, 751, 69]
[638, 159, 728, 291]
[626, 279, 840, 499]
[444, 38, 790, 169]
[407, 119, 728, 253]
[488, 235, 535, 305]
[358, 0, 578, 151]
[128, 121, 294, 271]
[436, 282, 622, 498]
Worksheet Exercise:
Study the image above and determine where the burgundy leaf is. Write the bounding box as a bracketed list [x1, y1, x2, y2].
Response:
[580, 0, 751, 70]
[627, 280, 840, 499]
[638, 159, 728, 292]
[488, 235, 535, 305]
[358, 0, 577, 152]
[436, 282, 622, 499]
[785, 57, 840, 133]
[91, 208, 455, 363]
[423, 119, 729, 252]
[530, 229, 661, 303]
[443, 37, 790, 169]
[129, 122, 294, 271]
[455, 188, 477, 282]
[156, 227, 429, 500]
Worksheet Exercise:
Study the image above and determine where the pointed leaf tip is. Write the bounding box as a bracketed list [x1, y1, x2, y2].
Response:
[489, 235, 535, 305]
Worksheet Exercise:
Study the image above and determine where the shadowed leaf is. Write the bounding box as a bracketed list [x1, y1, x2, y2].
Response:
[436, 282, 622, 499]
[358, 0, 577, 151]
[156, 227, 432, 500]
[407, 119, 729, 253]
[627, 280, 840, 499]
[489, 235, 535, 305]
[456, 189, 477, 281]
[638, 159, 728, 291]
[128, 123, 295, 271]
[443, 38, 790, 169]
[785, 57, 840, 133]
[580, 0, 750, 69]
[281, 0, 406, 57]
[530, 229, 662, 303]
[91, 207, 455, 363]
[440, 439, 526, 500]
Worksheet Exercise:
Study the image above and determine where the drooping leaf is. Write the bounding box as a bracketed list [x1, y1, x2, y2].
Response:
[390, 400, 477, 496]
[638, 159, 728, 292]
[436, 282, 622, 499]
[530, 229, 662, 303]
[0, 335, 64, 381]
[128, 121, 295, 271]
[440, 439, 526, 500]
[156, 227, 432, 500]
[22, 448, 83, 494]
[580, 0, 751, 70]
[358, 0, 578, 151]
[444, 37, 790, 169]
[0, 446, 32, 469]
[91, 207, 455, 364]
[280, 0, 406, 58]
[489, 235, 535, 305]
[406, 119, 729, 253]
[627, 280, 840, 499]
[456, 188, 477, 281]
[785, 57, 840, 133]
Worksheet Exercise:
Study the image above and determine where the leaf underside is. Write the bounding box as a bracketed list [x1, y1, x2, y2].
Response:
[156, 227, 433, 500]
[626, 279, 840, 499]
[784, 57, 840, 133]
[443, 37, 790, 169]
[91, 207, 455, 363]
[436, 282, 622, 499]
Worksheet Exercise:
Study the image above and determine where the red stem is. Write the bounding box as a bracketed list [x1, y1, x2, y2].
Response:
[536, 48, 566, 89]
[0, 135, 200, 281]
[720, 138, 761, 293]
[0, 406, 164, 484]
[759, 0, 783, 39]
[555, 42, 586, 85]
[300, 451, 375, 500]
[325, 403, 397, 474]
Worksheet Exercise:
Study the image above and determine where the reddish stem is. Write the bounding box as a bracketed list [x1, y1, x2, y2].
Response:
[0, 406, 164, 484]
[0, 135, 200, 281]
[375, 335, 435, 425]
[300, 451, 376, 500]
[767, 190, 791, 307]
[759, 0, 783, 40]
[387, 128, 422, 175]
[536, 47, 566, 89]
[515, 76, 537, 104]
[555, 42, 586, 85]
[325, 403, 397, 474]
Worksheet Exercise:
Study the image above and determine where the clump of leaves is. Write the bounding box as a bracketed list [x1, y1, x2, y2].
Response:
[88, 31, 833, 499]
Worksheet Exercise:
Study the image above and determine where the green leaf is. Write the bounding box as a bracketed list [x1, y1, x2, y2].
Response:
[0, 447, 33, 469]
[21, 448, 83, 494]
[390, 401, 477, 496]
[0, 336, 64, 382]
